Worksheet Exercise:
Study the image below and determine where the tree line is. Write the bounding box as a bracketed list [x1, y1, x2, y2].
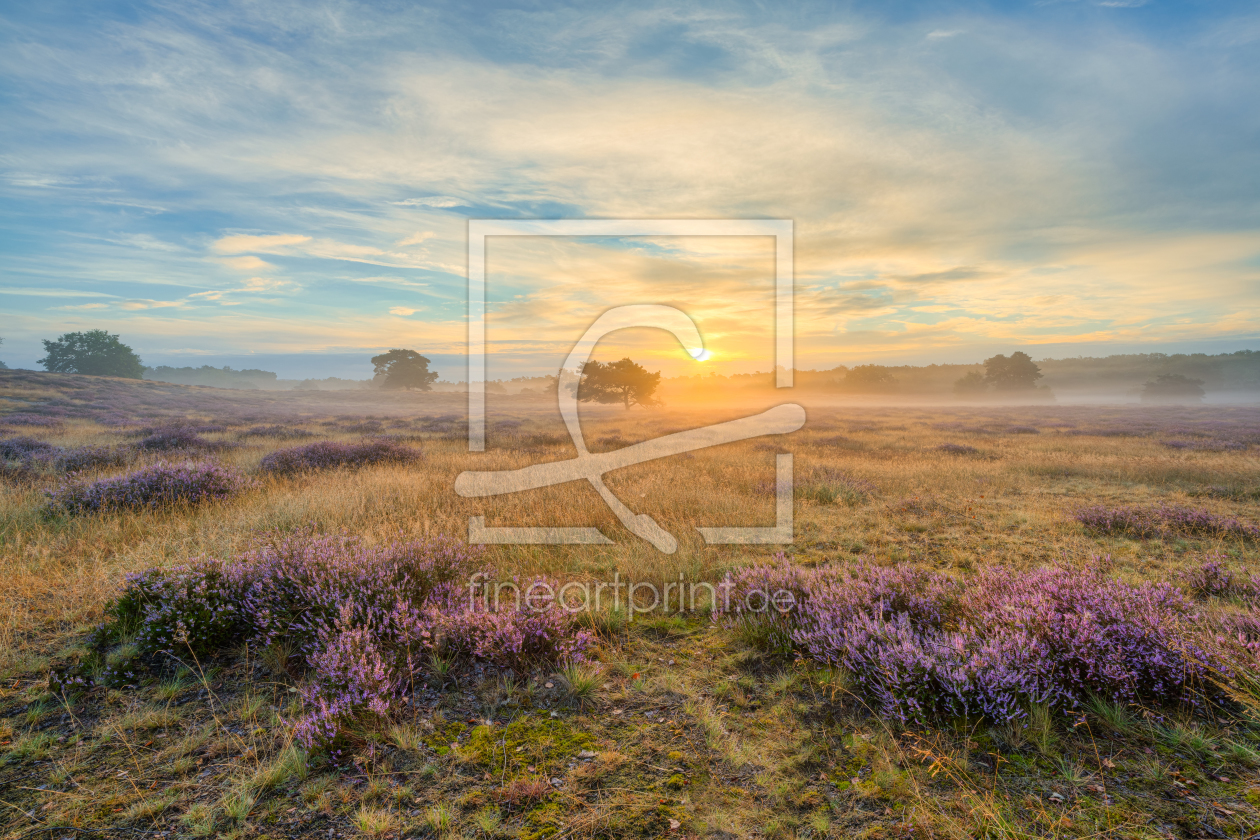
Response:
[2, 329, 1223, 404]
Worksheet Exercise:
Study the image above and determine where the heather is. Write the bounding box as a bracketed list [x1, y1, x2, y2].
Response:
[135, 426, 221, 452]
[259, 439, 422, 474]
[1, 435, 131, 475]
[1075, 504, 1260, 540]
[238, 424, 315, 439]
[45, 460, 252, 514]
[99, 532, 592, 750]
[718, 559, 1224, 724]
[7, 374, 1260, 838]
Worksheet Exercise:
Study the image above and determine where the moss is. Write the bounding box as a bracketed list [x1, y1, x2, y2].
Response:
[422, 719, 467, 756]
[463, 715, 595, 778]
[666, 773, 686, 790]
[522, 801, 565, 840]
[860, 770, 912, 802]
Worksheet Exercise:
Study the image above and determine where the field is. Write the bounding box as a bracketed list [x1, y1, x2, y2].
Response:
[3, 368, 1260, 839]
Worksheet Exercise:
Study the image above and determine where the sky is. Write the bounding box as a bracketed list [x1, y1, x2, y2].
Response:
[1, 0, 1258, 381]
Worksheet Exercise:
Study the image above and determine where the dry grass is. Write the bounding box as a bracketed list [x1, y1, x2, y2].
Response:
[5, 388, 1257, 668]
[4, 373, 1260, 838]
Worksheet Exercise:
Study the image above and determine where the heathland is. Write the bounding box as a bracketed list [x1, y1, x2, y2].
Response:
[2, 368, 1260, 839]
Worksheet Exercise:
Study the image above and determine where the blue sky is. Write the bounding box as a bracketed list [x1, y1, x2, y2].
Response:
[1, 0, 1258, 380]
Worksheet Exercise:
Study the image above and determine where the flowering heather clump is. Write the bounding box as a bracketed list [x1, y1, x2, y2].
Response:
[1, 436, 58, 460]
[49, 445, 132, 473]
[45, 460, 252, 514]
[102, 532, 591, 750]
[1, 436, 131, 475]
[936, 443, 978, 455]
[1005, 425, 1040, 434]
[136, 427, 217, 451]
[1180, 558, 1260, 602]
[1075, 504, 1260, 540]
[238, 424, 315, 439]
[259, 440, 422, 474]
[341, 420, 383, 434]
[1, 413, 63, 428]
[717, 558, 1225, 724]
[1163, 439, 1247, 452]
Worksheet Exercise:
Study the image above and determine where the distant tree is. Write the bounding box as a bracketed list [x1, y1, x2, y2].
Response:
[371, 349, 439, 391]
[843, 364, 897, 392]
[0, 336, 7, 369]
[578, 358, 662, 409]
[38, 329, 143, 378]
[983, 351, 1043, 391]
[1141, 373, 1205, 403]
[953, 370, 987, 396]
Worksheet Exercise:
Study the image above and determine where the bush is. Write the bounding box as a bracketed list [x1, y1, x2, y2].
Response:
[136, 428, 216, 452]
[716, 558, 1225, 724]
[97, 531, 592, 751]
[238, 425, 314, 440]
[259, 440, 422, 474]
[1, 436, 131, 475]
[1163, 439, 1246, 452]
[1, 413, 63, 428]
[45, 461, 252, 514]
[936, 443, 979, 455]
[1075, 504, 1260, 540]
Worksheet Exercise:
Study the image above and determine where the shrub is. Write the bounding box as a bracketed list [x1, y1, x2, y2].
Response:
[1, 413, 63, 428]
[1075, 504, 1260, 540]
[1, 437, 130, 475]
[1, 436, 57, 460]
[51, 445, 131, 473]
[1180, 558, 1260, 602]
[98, 531, 591, 751]
[1163, 439, 1247, 452]
[238, 425, 314, 439]
[936, 443, 979, 455]
[45, 461, 251, 514]
[136, 427, 216, 451]
[259, 440, 422, 474]
[716, 558, 1225, 724]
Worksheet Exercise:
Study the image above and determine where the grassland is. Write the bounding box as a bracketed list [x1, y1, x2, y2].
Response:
[2, 369, 1260, 839]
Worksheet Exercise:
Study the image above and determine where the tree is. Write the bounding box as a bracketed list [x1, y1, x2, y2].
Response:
[577, 358, 662, 409]
[1141, 373, 1205, 403]
[370, 349, 439, 391]
[983, 351, 1042, 391]
[953, 370, 987, 396]
[38, 329, 143, 378]
[842, 364, 897, 392]
[0, 336, 7, 370]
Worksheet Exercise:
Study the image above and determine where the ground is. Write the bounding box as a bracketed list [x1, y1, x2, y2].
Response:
[2, 369, 1260, 839]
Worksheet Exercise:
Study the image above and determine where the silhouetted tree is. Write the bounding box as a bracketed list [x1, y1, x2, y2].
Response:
[1141, 373, 1205, 403]
[39, 329, 143, 378]
[0, 336, 7, 370]
[953, 370, 987, 395]
[983, 351, 1042, 391]
[577, 358, 661, 409]
[843, 364, 897, 392]
[371, 349, 439, 391]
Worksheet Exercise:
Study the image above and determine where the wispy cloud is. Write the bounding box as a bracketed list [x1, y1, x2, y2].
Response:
[0, 0, 1256, 372]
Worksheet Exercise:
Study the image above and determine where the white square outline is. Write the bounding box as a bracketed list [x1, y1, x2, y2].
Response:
[466, 218, 794, 451]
